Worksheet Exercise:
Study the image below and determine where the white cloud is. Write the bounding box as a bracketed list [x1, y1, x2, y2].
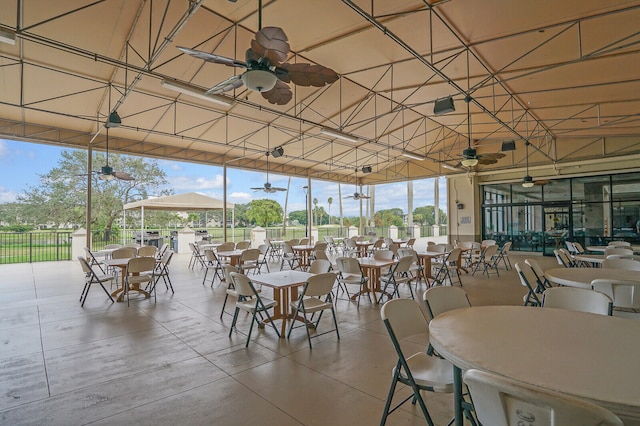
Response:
[168, 174, 225, 190]
[229, 191, 252, 202]
[0, 140, 8, 158]
[0, 187, 17, 203]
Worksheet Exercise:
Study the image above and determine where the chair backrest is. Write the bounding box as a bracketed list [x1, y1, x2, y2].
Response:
[565, 240, 578, 254]
[309, 259, 331, 274]
[303, 272, 336, 297]
[217, 242, 236, 252]
[602, 258, 640, 270]
[105, 244, 122, 249]
[423, 286, 471, 320]
[481, 239, 496, 247]
[124, 243, 140, 249]
[572, 241, 586, 254]
[281, 243, 294, 255]
[427, 241, 436, 247]
[156, 243, 169, 258]
[241, 248, 260, 262]
[463, 369, 623, 426]
[444, 247, 462, 266]
[591, 279, 640, 310]
[393, 255, 414, 274]
[313, 242, 328, 251]
[287, 239, 299, 246]
[137, 245, 157, 257]
[397, 248, 418, 263]
[257, 244, 269, 256]
[344, 238, 357, 249]
[235, 240, 251, 250]
[204, 249, 219, 263]
[380, 298, 429, 344]
[542, 287, 612, 316]
[483, 244, 499, 259]
[515, 262, 540, 294]
[457, 241, 474, 249]
[374, 249, 394, 261]
[608, 241, 631, 247]
[196, 240, 209, 247]
[524, 258, 547, 288]
[372, 239, 384, 249]
[222, 264, 239, 283]
[78, 256, 96, 275]
[335, 257, 362, 275]
[299, 238, 310, 245]
[387, 243, 400, 257]
[499, 241, 512, 253]
[312, 249, 329, 261]
[553, 249, 572, 267]
[406, 238, 416, 248]
[127, 256, 156, 274]
[160, 249, 174, 267]
[324, 236, 334, 244]
[229, 272, 258, 298]
[431, 244, 447, 253]
[112, 247, 137, 259]
[83, 247, 101, 265]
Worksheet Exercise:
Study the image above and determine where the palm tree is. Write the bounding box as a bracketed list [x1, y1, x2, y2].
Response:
[313, 197, 318, 226]
[327, 196, 333, 224]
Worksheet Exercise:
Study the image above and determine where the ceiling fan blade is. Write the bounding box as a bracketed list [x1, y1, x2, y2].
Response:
[251, 27, 290, 64]
[205, 75, 243, 94]
[478, 152, 506, 160]
[477, 157, 499, 165]
[261, 79, 292, 105]
[271, 187, 287, 191]
[113, 171, 134, 181]
[277, 63, 339, 87]
[177, 46, 247, 68]
[535, 179, 551, 186]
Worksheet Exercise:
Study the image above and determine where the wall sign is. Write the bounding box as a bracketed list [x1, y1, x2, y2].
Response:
[460, 216, 472, 224]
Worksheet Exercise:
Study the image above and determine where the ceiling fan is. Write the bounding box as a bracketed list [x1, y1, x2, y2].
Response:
[177, 3, 338, 105]
[344, 153, 370, 200]
[456, 96, 506, 169]
[250, 151, 286, 193]
[93, 126, 134, 181]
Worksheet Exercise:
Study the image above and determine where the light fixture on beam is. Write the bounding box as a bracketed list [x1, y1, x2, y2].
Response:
[0, 28, 16, 45]
[271, 146, 284, 158]
[433, 96, 455, 115]
[320, 127, 359, 143]
[501, 140, 516, 151]
[442, 163, 459, 171]
[361, 165, 372, 174]
[401, 150, 426, 161]
[105, 111, 121, 128]
[241, 69, 277, 92]
[161, 79, 234, 107]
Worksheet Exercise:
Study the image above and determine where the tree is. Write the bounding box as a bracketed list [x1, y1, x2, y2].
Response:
[327, 197, 333, 224]
[374, 208, 404, 227]
[288, 210, 307, 225]
[413, 206, 448, 226]
[246, 199, 283, 227]
[16, 149, 170, 233]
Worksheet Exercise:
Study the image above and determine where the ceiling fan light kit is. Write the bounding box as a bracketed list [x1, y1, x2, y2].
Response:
[461, 147, 478, 167]
[320, 127, 359, 143]
[433, 96, 455, 115]
[161, 79, 234, 107]
[241, 69, 278, 92]
[401, 150, 426, 161]
[522, 175, 535, 188]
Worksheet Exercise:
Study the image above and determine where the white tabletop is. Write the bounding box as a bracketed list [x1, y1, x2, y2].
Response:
[250, 270, 314, 288]
[429, 305, 640, 423]
[545, 267, 640, 288]
[588, 245, 640, 254]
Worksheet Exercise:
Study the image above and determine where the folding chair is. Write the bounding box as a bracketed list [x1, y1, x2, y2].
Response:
[124, 256, 156, 306]
[471, 245, 500, 278]
[228, 272, 280, 347]
[380, 255, 416, 300]
[495, 241, 512, 270]
[464, 369, 623, 426]
[202, 249, 224, 287]
[515, 262, 543, 306]
[334, 256, 369, 307]
[423, 286, 471, 356]
[380, 298, 454, 426]
[524, 258, 552, 290]
[152, 249, 174, 294]
[78, 256, 115, 306]
[238, 248, 261, 275]
[432, 247, 463, 286]
[287, 273, 339, 349]
[280, 243, 300, 270]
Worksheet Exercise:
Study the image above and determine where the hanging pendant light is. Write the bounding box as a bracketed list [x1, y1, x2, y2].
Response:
[522, 141, 535, 188]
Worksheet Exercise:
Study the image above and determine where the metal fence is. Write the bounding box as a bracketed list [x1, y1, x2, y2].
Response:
[0, 231, 72, 264]
[0, 225, 447, 264]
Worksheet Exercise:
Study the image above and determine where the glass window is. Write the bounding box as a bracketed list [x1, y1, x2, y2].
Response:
[542, 180, 570, 202]
[572, 175, 610, 203]
[511, 204, 543, 252]
[612, 200, 640, 243]
[483, 184, 511, 204]
[512, 183, 542, 203]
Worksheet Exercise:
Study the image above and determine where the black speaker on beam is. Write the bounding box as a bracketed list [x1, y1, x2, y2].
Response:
[434, 96, 455, 115]
[271, 146, 284, 158]
[361, 165, 372, 174]
[501, 140, 516, 152]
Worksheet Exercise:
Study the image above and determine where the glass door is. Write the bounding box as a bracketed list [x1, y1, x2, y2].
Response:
[543, 204, 571, 256]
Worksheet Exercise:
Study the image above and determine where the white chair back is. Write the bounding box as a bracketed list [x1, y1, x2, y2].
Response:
[602, 258, 640, 270]
[423, 286, 471, 320]
[464, 369, 623, 426]
[542, 287, 612, 316]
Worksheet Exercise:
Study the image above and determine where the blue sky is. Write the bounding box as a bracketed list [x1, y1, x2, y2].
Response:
[0, 139, 447, 217]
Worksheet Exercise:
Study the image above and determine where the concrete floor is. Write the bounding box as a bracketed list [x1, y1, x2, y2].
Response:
[0, 250, 560, 425]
